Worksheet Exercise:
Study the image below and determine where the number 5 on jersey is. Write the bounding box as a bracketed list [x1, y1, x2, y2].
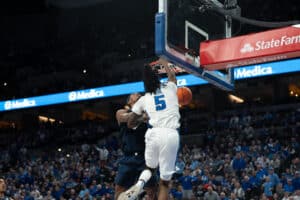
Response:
[154, 95, 166, 111]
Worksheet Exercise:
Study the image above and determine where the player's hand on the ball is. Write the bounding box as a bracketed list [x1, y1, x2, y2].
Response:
[157, 57, 170, 67]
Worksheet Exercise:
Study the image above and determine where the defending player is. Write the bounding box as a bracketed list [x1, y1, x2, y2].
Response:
[115, 93, 157, 200]
[119, 58, 180, 200]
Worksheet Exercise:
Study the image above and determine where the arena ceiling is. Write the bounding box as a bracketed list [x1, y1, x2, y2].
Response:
[0, 0, 300, 103]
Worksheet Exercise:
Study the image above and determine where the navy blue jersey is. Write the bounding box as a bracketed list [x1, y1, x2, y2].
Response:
[119, 119, 147, 154]
[116, 113, 157, 188]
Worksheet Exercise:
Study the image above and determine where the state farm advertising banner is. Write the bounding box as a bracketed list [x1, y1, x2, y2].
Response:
[200, 25, 300, 70]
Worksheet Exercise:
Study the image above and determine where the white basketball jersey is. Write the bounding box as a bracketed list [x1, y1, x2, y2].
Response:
[132, 81, 180, 129]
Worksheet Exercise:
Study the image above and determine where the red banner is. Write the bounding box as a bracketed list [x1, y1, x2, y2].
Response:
[200, 25, 300, 70]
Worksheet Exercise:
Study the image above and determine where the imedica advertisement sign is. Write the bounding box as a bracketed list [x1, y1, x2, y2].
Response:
[0, 58, 300, 112]
[234, 58, 300, 79]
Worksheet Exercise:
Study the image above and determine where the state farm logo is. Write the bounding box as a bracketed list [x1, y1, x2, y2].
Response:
[240, 43, 254, 53]
[240, 34, 300, 54]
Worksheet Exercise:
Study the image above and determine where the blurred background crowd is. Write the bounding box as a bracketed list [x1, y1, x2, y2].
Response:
[1, 104, 300, 200]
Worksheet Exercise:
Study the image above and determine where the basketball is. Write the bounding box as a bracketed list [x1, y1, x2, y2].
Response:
[177, 87, 192, 106]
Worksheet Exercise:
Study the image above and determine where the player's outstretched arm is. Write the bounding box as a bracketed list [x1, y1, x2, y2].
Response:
[158, 58, 177, 84]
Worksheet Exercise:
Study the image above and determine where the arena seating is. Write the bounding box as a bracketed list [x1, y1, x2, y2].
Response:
[1, 104, 299, 199]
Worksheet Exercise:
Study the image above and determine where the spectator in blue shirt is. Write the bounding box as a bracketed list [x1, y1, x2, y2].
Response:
[94, 184, 107, 197]
[89, 180, 98, 196]
[241, 175, 253, 199]
[283, 179, 295, 193]
[18, 168, 27, 185]
[292, 171, 300, 190]
[241, 142, 249, 153]
[256, 164, 267, 184]
[242, 175, 252, 191]
[232, 153, 246, 176]
[175, 157, 186, 176]
[189, 160, 200, 171]
[169, 183, 183, 200]
[262, 176, 273, 198]
[268, 167, 280, 187]
[78, 184, 89, 199]
[201, 170, 210, 185]
[82, 170, 91, 186]
[178, 168, 198, 200]
[52, 184, 65, 200]
[284, 168, 294, 180]
[249, 171, 260, 189]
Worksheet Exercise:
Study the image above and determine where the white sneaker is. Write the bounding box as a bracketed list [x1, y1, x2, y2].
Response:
[118, 185, 142, 200]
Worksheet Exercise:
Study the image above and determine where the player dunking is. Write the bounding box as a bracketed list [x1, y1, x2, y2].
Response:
[115, 93, 157, 200]
[119, 58, 180, 200]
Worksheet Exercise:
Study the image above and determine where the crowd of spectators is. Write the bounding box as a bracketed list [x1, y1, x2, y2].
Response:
[174, 106, 300, 199]
[172, 138, 299, 200]
[181, 105, 300, 136]
[0, 105, 299, 200]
